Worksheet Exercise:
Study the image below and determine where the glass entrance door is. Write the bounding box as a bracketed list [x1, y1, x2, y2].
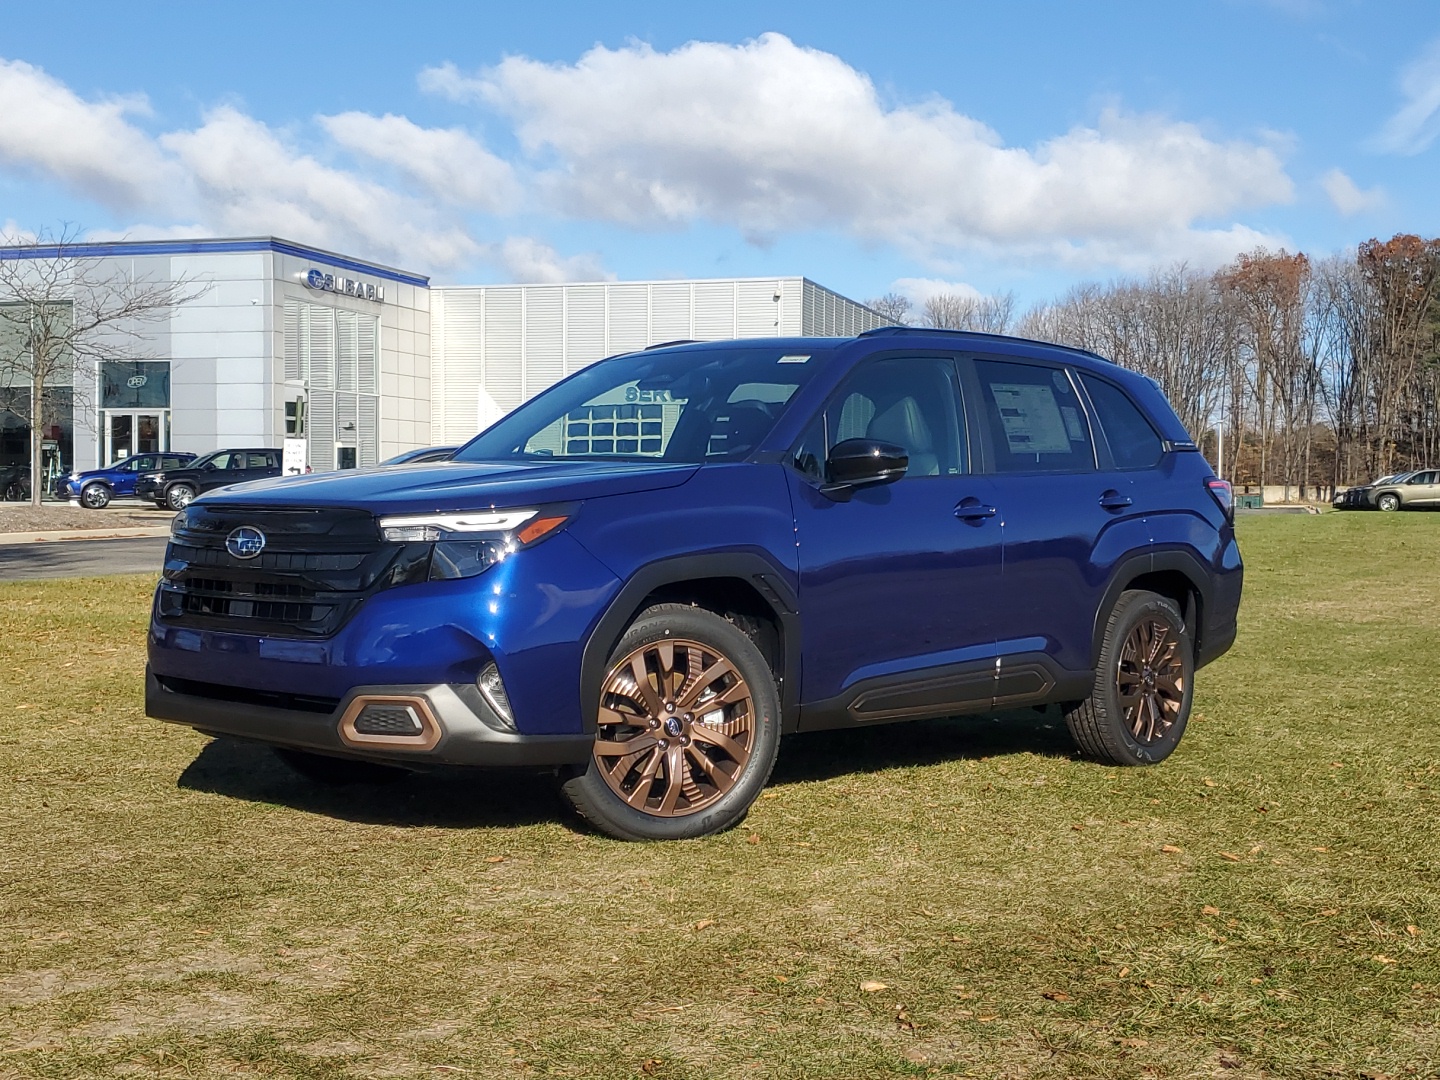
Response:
[104, 411, 167, 464]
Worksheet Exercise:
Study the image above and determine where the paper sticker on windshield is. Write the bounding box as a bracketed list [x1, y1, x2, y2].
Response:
[777, 354, 811, 364]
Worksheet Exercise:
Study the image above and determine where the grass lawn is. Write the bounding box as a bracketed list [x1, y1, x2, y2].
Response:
[2, 513, 1438, 1079]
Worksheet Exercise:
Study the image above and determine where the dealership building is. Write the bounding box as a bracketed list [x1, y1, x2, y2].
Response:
[0, 236, 885, 480]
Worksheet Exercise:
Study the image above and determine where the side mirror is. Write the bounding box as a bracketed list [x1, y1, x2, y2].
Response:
[823, 438, 908, 494]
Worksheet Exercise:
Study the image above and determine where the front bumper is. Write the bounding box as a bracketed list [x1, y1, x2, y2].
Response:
[146, 667, 592, 768]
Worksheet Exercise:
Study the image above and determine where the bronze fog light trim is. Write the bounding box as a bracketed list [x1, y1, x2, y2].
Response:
[337, 694, 444, 751]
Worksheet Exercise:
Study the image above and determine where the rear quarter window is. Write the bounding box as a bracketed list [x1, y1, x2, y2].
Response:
[1080, 375, 1164, 469]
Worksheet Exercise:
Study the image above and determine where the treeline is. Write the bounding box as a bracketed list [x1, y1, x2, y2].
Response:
[869, 234, 1440, 496]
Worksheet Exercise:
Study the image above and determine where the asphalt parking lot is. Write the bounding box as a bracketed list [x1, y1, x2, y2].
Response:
[0, 536, 167, 580]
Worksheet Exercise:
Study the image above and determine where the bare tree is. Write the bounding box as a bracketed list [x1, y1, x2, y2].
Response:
[864, 292, 913, 326]
[0, 227, 203, 506]
[921, 290, 1016, 333]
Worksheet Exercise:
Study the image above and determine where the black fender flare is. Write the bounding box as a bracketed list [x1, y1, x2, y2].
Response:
[578, 552, 802, 736]
[1090, 549, 1212, 668]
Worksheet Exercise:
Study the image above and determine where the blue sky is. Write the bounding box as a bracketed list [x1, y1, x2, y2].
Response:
[1, 0, 1436, 309]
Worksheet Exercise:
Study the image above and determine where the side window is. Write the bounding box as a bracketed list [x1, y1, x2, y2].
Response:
[974, 359, 1093, 474]
[203, 453, 231, 471]
[798, 357, 966, 479]
[162, 456, 185, 469]
[1080, 374, 1164, 470]
[133, 456, 156, 472]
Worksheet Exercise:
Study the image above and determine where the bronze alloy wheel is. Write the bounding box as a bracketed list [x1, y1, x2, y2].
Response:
[593, 637, 756, 818]
[1115, 616, 1185, 744]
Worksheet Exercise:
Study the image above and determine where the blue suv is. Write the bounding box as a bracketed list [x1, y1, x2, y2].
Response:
[60, 451, 196, 509]
[146, 330, 1242, 840]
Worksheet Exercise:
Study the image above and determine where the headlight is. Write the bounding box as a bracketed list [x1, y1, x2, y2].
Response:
[151, 472, 165, 483]
[376, 507, 573, 581]
[68, 471, 78, 481]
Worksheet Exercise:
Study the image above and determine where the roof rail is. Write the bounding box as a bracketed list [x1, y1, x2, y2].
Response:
[645, 339, 700, 350]
[856, 324, 1110, 363]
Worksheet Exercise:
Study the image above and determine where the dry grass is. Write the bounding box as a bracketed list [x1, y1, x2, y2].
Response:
[2, 512, 1438, 1078]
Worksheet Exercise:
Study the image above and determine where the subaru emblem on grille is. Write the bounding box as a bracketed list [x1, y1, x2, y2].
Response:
[225, 526, 267, 560]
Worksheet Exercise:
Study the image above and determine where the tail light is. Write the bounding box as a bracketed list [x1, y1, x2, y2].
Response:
[1205, 477, 1233, 521]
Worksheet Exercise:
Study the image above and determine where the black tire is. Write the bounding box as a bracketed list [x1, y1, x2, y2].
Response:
[272, 747, 409, 785]
[166, 484, 197, 511]
[81, 483, 111, 510]
[1378, 493, 1401, 512]
[560, 604, 781, 841]
[1064, 590, 1194, 766]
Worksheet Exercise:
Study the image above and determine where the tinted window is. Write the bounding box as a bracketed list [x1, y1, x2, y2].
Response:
[454, 346, 827, 464]
[161, 455, 187, 469]
[975, 359, 1093, 474]
[798, 357, 965, 479]
[1080, 374, 1164, 469]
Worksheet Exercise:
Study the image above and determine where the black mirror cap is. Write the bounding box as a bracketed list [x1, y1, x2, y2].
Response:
[825, 438, 909, 489]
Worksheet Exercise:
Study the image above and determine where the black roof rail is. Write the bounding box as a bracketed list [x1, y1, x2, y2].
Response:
[856, 324, 1110, 364]
[645, 338, 700, 350]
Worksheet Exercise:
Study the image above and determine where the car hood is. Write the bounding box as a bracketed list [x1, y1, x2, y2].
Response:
[195, 458, 701, 512]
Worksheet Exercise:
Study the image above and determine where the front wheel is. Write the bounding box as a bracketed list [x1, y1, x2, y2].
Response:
[1064, 590, 1194, 766]
[166, 484, 196, 511]
[560, 604, 781, 841]
[81, 483, 111, 509]
[1377, 493, 1401, 512]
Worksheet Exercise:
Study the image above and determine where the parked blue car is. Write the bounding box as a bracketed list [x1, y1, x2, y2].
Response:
[60, 451, 196, 509]
[146, 329, 1242, 840]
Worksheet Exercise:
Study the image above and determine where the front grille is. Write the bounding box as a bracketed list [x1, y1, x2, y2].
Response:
[157, 505, 431, 637]
[352, 705, 423, 736]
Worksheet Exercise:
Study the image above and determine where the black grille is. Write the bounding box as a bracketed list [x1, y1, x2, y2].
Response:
[157, 504, 431, 637]
[155, 674, 341, 714]
[352, 705, 423, 736]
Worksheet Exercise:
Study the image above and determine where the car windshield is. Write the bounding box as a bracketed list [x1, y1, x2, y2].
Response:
[453, 346, 830, 464]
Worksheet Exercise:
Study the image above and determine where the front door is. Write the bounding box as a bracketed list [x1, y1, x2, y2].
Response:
[789, 355, 1004, 727]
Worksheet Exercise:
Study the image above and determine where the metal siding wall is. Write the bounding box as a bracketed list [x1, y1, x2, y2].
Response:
[563, 286, 606, 373]
[607, 285, 648, 354]
[484, 289, 523, 411]
[359, 395, 378, 466]
[694, 281, 737, 339]
[524, 287, 564, 399]
[308, 390, 335, 471]
[737, 280, 779, 337]
[650, 283, 691, 342]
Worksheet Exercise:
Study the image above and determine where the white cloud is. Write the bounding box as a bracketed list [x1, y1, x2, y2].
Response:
[0, 57, 606, 281]
[1320, 168, 1385, 215]
[318, 112, 521, 212]
[890, 277, 984, 307]
[1371, 37, 1440, 155]
[487, 236, 612, 283]
[0, 58, 178, 208]
[429, 33, 1294, 268]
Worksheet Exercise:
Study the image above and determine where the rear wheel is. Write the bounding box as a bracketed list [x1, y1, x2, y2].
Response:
[1378, 492, 1401, 512]
[81, 483, 111, 509]
[166, 484, 196, 511]
[272, 747, 408, 785]
[560, 604, 781, 841]
[1064, 590, 1193, 766]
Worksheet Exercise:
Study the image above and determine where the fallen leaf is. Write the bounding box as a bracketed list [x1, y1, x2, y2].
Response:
[746, 834, 761, 845]
[1374, 954, 1398, 965]
[484, 856, 506, 864]
[1248, 844, 1263, 855]
[860, 980, 888, 993]
[1071, 823, 1085, 831]
[977, 1014, 999, 1023]
[1120, 1037, 1148, 1048]
[1203, 778, 1217, 787]
[894, 1004, 916, 1032]
[1313, 846, 1331, 852]
[1202, 905, 1221, 917]
[1218, 851, 1241, 862]
[1041, 990, 1071, 1002]
[1407, 925, 1421, 937]
[760, 791, 778, 799]
[773, 975, 788, 983]
[902, 1047, 928, 1064]
[1118, 966, 1131, 978]
[1319, 908, 1339, 916]
[641, 1059, 662, 1075]
[1160, 844, 1183, 854]
[694, 919, 716, 931]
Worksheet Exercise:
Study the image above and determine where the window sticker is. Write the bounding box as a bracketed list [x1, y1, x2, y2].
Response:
[990, 383, 1072, 455]
[778, 354, 811, 364]
[1060, 406, 1086, 442]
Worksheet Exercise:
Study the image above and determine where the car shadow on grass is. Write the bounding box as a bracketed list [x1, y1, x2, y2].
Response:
[770, 706, 1078, 787]
[177, 737, 567, 830]
[177, 707, 1077, 830]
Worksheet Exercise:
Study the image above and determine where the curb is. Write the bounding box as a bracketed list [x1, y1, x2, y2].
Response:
[0, 526, 173, 545]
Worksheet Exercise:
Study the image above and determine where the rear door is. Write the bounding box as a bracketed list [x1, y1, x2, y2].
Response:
[963, 355, 1152, 695]
[789, 354, 1005, 727]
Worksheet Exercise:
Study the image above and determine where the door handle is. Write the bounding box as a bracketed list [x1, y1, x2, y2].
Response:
[1099, 490, 1133, 511]
[954, 498, 998, 521]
